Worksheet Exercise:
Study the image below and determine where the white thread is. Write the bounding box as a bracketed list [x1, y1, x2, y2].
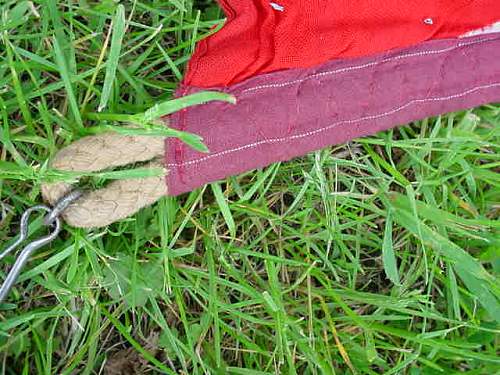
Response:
[240, 36, 499, 95]
[167, 82, 500, 169]
[423, 18, 434, 25]
[270, 2, 284, 12]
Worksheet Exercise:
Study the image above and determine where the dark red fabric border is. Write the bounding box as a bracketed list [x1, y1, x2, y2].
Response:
[166, 33, 500, 196]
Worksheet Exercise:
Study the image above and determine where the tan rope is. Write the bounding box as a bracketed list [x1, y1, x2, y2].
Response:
[41, 132, 166, 228]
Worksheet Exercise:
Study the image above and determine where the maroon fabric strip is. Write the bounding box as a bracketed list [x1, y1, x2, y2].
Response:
[166, 33, 500, 196]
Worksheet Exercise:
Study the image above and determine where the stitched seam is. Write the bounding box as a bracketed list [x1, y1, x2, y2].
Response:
[239, 36, 499, 95]
[166, 82, 500, 168]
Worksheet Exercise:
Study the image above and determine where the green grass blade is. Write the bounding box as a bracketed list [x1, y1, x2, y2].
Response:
[52, 37, 83, 129]
[382, 210, 400, 285]
[3, 38, 34, 132]
[389, 196, 500, 322]
[98, 5, 126, 112]
[211, 182, 236, 238]
[141, 91, 236, 122]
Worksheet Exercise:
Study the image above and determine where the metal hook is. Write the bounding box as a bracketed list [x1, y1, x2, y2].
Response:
[0, 191, 82, 303]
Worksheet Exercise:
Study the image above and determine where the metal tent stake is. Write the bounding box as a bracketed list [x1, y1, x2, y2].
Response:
[0, 191, 82, 303]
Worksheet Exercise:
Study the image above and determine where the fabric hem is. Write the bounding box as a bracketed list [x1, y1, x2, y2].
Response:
[166, 32, 500, 195]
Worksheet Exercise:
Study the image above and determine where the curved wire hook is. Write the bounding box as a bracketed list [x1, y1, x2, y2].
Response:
[0, 206, 61, 303]
[0, 191, 82, 303]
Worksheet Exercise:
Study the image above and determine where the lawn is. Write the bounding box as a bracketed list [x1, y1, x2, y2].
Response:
[0, 1, 499, 374]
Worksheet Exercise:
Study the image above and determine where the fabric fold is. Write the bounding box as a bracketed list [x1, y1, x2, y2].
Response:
[166, 33, 500, 195]
[166, 1, 500, 195]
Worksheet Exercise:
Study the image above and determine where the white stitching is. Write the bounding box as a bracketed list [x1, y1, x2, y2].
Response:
[166, 82, 500, 168]
[239, 36, 499, 95]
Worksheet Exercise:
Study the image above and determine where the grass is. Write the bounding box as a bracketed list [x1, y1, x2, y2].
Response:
[0, 1, 499, 374]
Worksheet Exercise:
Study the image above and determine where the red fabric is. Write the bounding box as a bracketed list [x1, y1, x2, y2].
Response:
[186, 0, 500, 87]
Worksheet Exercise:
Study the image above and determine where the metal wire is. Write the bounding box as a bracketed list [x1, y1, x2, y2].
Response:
[0, 191, 82, 303]
[44, 190, 83, 226]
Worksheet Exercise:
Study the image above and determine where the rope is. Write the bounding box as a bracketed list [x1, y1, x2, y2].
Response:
[41, 132, 166, 228]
